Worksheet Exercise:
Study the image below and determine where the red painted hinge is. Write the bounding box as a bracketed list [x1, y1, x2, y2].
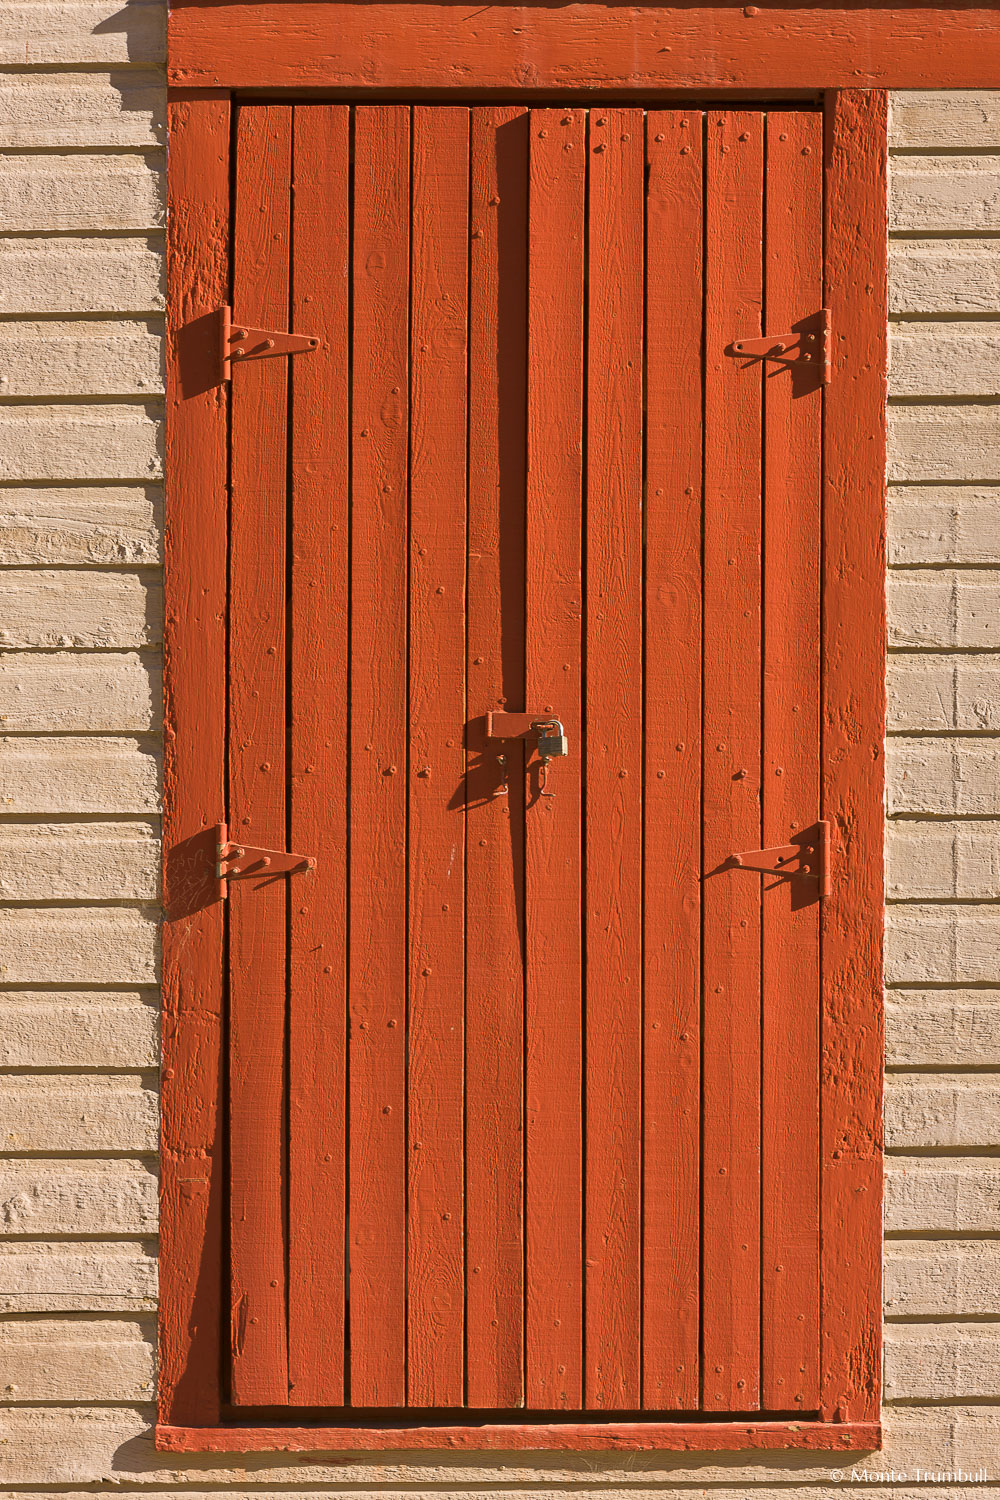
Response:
[727, 308, 831, 385]
[727, 820, 831, 898]
[213, 821, 315, 899]
[219, 306, 319, 381]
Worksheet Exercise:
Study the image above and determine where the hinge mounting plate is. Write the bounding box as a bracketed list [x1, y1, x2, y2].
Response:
[220, 306, 319, 381]
[727, 820, 831, 897]
[727, 308, 831, 385]
[213, 821, 315, 899]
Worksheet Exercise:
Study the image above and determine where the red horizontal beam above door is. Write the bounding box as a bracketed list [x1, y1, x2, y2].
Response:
[169, 2, 1000, 90]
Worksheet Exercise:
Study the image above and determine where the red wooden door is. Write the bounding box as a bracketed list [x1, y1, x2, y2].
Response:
[224, 101, 827, 1417]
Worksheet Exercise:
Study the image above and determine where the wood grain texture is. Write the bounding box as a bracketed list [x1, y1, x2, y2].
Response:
[0, 650, 159, 733]
[523, 105, 584, 1412]
[886, 1077, 1000, 1149]
[888, 820, 1000, 900]
[891, 157, 1000, 231]
[890, 404, 1000, 482]
[891, 323, 1000, 398]
[887, 904, 1000, 983]
[0, 992, 158, 1067]
[642, 108, 702, 1414]
[0, 1317, 154, 1403]
[0, 1241, 158, 1313]
[891, 89, 1000, 147]
[0, 569, 160, 648]
[820, 89, 888, 1426]
[0, 403, 162, 483]
[0, 319, 162, 398]
[888, 486, 1000, 565]
[886, 989, 1000, 1067]
[0, 906, 158, 985]
[227, 100, 291, 1407]
[0, 238, 164, 315]
[0, 820, 159, 900]
[0, 1160, 159, 1237]
[1, 737, 160, 813]
[888, 655, 1000, 731]
[0, 487, 162, 566]
[0, 71, 164, 147]
[584, 106, 644, 1413]
[464, 104, 528, 1411]
[348, 103, 410, 1409]
[0, 1077, 158, 1153]
[169, 1, 1000, 88]
[760, 111, 822, 1416]
[888, 737, 1000, 815]
[156, 1420, 880, 1454]
[890, 240, 1000, 316]
[885, 1239, 1000, 1317]
[1, 0, 165, 63]
[286, 101, 350, 1410]
[406, 104, 468, 1409]
[0, 154, 163, 232]
[701, 108, 764, 1414]
[160, 92, 228, 1430]
[889, 570, 1000, 649]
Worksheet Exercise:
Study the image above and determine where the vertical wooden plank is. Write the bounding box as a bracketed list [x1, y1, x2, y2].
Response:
[820, 88, 887, 1425]
[524, 106, 585, 1412]
[760, 109, 823, 1414]
[287, 103, 350, 1408]
[642, 109, 703, 1413]
[584, 106, 644, 1412]
[160, 90, 229, 1428]
[407, 105, 468, 1409]
[228, 102, 291, 1407]
[701, 108, 764, 1414]
[349, 103, 410, 1409]
[465, 105, 528, 1410]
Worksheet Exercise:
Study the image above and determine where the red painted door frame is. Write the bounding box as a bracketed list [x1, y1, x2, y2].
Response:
[161, 43, 887, 1451]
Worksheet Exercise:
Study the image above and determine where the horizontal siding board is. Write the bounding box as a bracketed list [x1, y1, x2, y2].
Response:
[1, 736, 161, 814]
[890, 323, 1000, 398]
[0, 1160, 158, 1236]
[0, 403, 163, 483]
[0, 320, 163, 398]
[0, 906, 159, 985]
[0, 486, 162, 566]
[887, 904, 1000, 983]
[0, 1076, 158, 1153]
[886, 1076, 1000, 1148]
[888, 820, 1000, 899]
[891, 158, 1000, 232]
[889, 570, 1000, 649]
[1, 569, 162, 648]
[0, 1240, 157, 1312]
[890, 90, 1000, 148]
[0, 821, 159, 901]
[888, 656, 1000, 731]
[885, 1239, 1000, 1317]
[0, 72, 164, 148]
[887, 1159, 1000, 1232]
[890, 241, 1000, 315]
[888, 739, 1000, 816]
[889, 486, 1000, 565]
[886, 989, 1000, 1066]
[885, 1325, 1000, 1402]
[0, 992, 158, 1067]
[0, 238, 164, 316]
[0, 653, 160, 732]
[0, 0, 165, 65]
[889, 405, 1000, 483]
[0, 1316, 155, 1402]
[0, 153, 164, 232]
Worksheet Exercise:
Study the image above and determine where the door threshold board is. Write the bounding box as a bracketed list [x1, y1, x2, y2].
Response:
[156, 1419, 881, 1453]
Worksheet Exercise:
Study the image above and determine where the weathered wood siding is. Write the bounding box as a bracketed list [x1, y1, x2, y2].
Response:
[1, 64, 999, 1492]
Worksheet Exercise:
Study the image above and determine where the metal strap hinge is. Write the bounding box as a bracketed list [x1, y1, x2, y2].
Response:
[727, 308, 831, 385]
[213, 821, 315, 899]
[727, 819, 831, 898]
[220, 306, 319, 381]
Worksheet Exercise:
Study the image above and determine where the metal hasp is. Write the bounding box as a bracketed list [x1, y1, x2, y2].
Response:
[727, 819, 831, 898]
[213, 821, 315, 899]
[486, 711, 569, 757]
[219, 305, 319, 381]
[727, 308, 831, 385]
